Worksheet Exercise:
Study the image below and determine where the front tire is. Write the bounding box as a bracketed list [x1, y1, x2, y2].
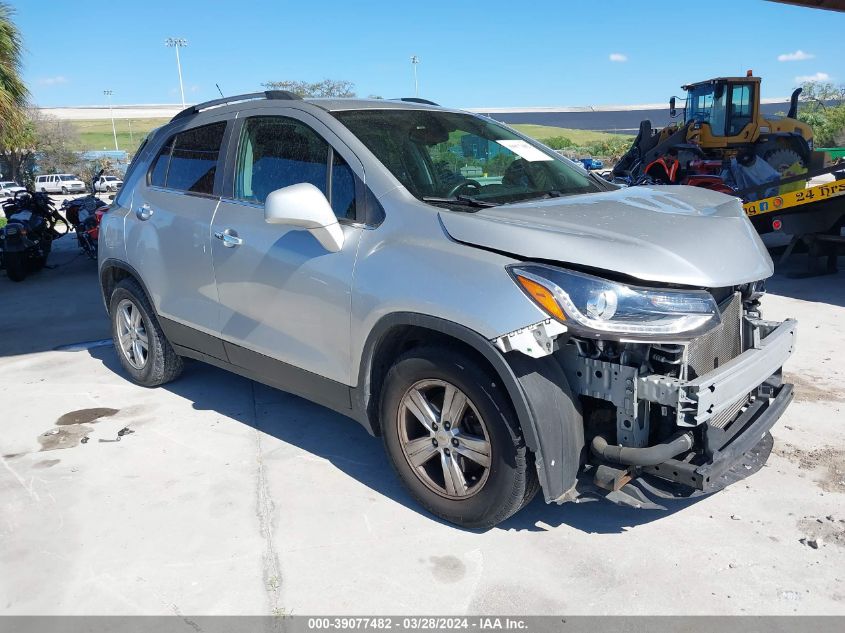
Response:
[109, 278, 183, 387]
[5, 252, 26, 281]
[381, 346, 537, 529]
[61, 186, 68, 195]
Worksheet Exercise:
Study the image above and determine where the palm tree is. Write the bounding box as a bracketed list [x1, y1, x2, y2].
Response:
[0, 2, 28, 135]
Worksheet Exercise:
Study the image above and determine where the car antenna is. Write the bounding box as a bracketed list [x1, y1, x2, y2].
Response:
[215, 83, 224, 98]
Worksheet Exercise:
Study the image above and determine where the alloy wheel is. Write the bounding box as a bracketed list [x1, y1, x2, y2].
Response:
[397, 379, 492, 499]
[116, 298, 149, 370]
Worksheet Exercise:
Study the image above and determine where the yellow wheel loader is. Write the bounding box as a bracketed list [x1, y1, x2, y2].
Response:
[613, 72, 825, 186]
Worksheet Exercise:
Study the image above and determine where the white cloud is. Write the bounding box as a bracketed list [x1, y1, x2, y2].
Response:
[795, 71, 830, 83]
[609, 53, 627, 63]
[778, 50, 814, 62]
[37, 76, 68, 86]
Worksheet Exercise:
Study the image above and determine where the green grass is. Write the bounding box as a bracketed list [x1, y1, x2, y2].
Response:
[68, 118, 170, 155]
[65, 119, 631, 158]
[0, 217, 6, 229]
[510, 124, 627, 144]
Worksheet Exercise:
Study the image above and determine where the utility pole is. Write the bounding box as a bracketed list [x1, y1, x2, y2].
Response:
[410, 55, 420, 97]
[165, 37, 188, 107]
[104, 90, 118, 151]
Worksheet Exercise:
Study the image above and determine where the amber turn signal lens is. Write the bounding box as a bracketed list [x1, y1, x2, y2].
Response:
[515, 275, 565, 321]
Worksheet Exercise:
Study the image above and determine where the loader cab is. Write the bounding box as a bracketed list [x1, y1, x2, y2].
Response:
[682, 77, 760, 143]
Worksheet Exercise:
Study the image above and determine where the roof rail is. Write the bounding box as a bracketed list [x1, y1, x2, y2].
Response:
[393, 97, 440, 106]
[170, 90, 303, 122]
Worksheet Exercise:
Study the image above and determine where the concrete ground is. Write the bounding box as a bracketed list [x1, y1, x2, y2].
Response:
[1, 237, 844, 616]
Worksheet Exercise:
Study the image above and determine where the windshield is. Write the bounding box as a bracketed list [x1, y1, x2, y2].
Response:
[59, 175, 77, 181]
[332, 109, 600, 206]
[0, 181, 18, 187]
[684, 83, 727, 136]
[105, 176, 118, 181]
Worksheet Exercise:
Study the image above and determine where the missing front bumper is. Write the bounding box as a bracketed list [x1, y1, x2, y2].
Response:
[641, 382, 793, 492]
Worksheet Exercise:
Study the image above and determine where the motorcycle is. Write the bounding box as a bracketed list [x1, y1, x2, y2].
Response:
[0, 189, 67, 281]
[61, 170, 110, 259]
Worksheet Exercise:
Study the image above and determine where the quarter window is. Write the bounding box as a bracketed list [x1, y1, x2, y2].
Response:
[149, 121, 226, 194]
[331, 152, 357, 220]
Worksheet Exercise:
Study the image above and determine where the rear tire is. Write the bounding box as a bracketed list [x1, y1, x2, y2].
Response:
[380, 346, 536, 529]
[109, 278, 183, 387]
[5, 252, 26, 282]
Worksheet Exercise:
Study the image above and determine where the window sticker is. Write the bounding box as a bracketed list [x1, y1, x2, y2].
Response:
[496, 139, 554, 162]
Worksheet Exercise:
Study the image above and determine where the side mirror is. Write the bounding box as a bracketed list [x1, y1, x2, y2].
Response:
[669, 96, 677, 118]
[264, 183, 344, 253]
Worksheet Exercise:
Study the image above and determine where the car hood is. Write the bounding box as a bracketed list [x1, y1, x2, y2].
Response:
[438, 185, 773, 288]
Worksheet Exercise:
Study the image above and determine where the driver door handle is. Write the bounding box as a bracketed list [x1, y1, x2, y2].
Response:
[214, 229, 243, 248]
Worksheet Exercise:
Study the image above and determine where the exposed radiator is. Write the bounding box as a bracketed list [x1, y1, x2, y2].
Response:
[687, 293, 742, 379]
[686, 293, 746, 429]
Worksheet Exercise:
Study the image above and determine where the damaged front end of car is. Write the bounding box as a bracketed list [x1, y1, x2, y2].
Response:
[493, 264, 796, 510]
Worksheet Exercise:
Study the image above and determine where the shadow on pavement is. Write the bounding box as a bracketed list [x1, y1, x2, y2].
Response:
[86, 343, 701, 535]
[768, 253, 845, 308]
[0, 239, 109, 358]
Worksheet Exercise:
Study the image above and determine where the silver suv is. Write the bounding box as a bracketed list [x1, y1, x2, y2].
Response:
[99, 92, 796, 528]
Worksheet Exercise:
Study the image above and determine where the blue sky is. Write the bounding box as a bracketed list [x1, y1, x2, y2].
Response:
[14, 0, 845, 108]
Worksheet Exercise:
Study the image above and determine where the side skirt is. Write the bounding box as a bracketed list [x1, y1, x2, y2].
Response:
[161, 317, 364, 428]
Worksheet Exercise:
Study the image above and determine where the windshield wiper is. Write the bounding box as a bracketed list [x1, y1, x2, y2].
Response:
[421, 195, 499, 209]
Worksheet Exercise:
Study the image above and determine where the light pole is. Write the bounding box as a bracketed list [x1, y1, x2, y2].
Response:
[410, 55, 420, 97]
[104, 90, 118, 151]
[165, 37, 188, 107]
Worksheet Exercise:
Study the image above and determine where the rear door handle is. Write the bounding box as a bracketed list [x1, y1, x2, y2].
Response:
[136, 204, 153, 221]
[214, 229, 243, 248]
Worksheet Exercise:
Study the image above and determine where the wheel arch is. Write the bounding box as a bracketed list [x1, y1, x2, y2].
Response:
[356, 312, 583, 502]
[99, 259, 155, 312]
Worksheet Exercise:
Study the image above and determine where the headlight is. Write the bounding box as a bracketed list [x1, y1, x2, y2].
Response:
[509, 264, 719, 336]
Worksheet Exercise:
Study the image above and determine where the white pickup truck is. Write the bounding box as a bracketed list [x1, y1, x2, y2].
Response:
[94, 175, 123, 192]
[0, 180, 26, 199]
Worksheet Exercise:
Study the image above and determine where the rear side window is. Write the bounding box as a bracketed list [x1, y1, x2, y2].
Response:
[149, 121, 226, 195]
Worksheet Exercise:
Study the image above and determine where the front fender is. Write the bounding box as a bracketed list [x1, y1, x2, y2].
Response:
[356, 312, 583, 503]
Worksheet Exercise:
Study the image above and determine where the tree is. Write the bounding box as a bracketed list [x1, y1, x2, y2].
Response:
[0, 109, 80, 185]
[262, 79, 356, 98]
[796, 80, 845, 147]
[0, 2, 28, 138]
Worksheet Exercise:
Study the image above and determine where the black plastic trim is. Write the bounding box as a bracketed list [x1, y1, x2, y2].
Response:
[170, 340, 353, 420]
[99, 259, 155, 311]
[159, 317, 227, 362]
[354, 312, 574, 499]
[222, 340, 352, 413]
